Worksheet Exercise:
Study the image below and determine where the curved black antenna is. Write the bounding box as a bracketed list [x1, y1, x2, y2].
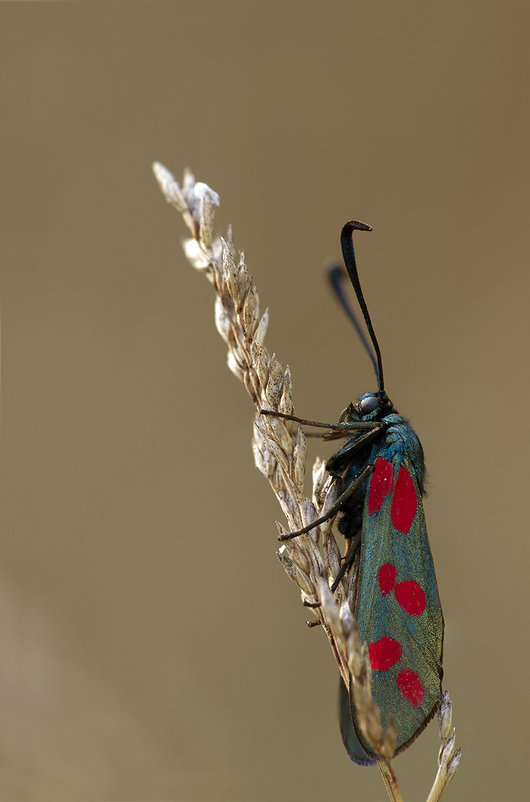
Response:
[340, 221, 385, 394]
[328, 265, 380, 382]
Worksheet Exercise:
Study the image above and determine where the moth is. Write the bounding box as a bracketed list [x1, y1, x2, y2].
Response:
[265, 221, 443, 763]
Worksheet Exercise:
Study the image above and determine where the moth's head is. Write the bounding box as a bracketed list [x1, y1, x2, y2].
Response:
[355, 391, 394, 420]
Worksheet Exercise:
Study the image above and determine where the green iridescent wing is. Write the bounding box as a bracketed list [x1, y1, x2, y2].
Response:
[343, 454, 444, 760]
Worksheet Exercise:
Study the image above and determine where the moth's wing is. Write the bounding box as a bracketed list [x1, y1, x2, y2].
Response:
[338, 676, 378, 765]
[345, 454, 444, 758]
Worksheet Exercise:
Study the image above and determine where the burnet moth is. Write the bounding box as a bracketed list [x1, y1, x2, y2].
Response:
[265, 221, 444, 764]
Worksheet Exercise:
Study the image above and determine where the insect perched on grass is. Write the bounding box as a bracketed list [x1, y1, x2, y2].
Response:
[263, 221, 444, 764]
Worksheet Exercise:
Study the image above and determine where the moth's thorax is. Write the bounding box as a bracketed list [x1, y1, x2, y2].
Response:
[379, 412, 425, 485]
[335, 393, 426, 491]
[339, 400, 425, 486]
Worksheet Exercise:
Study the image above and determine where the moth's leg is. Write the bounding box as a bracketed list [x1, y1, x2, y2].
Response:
[260, 408, 379, 434]
[301, 532, 362, 606]
[304, 596, 324, 626]
[326, 426, 384, 475]
[303, 531, 361, 617]
[331, 533, 362, 592]
[322, 422, 385, 442]
[278, 463, 374, 541]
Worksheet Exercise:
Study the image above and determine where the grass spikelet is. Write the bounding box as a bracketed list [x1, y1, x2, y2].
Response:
[153, 162, 461, 802]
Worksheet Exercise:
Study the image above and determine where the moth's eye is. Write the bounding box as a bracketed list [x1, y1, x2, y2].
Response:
[360, 396, 379, 414]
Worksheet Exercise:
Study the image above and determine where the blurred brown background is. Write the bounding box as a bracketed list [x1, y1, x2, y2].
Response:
[1, 2, 529, 800]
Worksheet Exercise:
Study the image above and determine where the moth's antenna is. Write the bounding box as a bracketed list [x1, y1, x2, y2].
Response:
[340, 221, 385, 394]
[328, 265, 379, 382]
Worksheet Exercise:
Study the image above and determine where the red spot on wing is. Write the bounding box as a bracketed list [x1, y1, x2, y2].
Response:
[369, 637, 402, 671]
[395, 580, 426, 616]
[368, 458, 393, 514]
[378, 563, 398, 596]
[391, 466, 417, 533]
[397, 669, 425, 707]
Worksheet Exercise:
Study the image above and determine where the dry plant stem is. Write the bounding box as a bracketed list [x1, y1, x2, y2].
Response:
[426, 692, 462, 802]
[152, 163, 461, 802]
[379, 762, 404, 802]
